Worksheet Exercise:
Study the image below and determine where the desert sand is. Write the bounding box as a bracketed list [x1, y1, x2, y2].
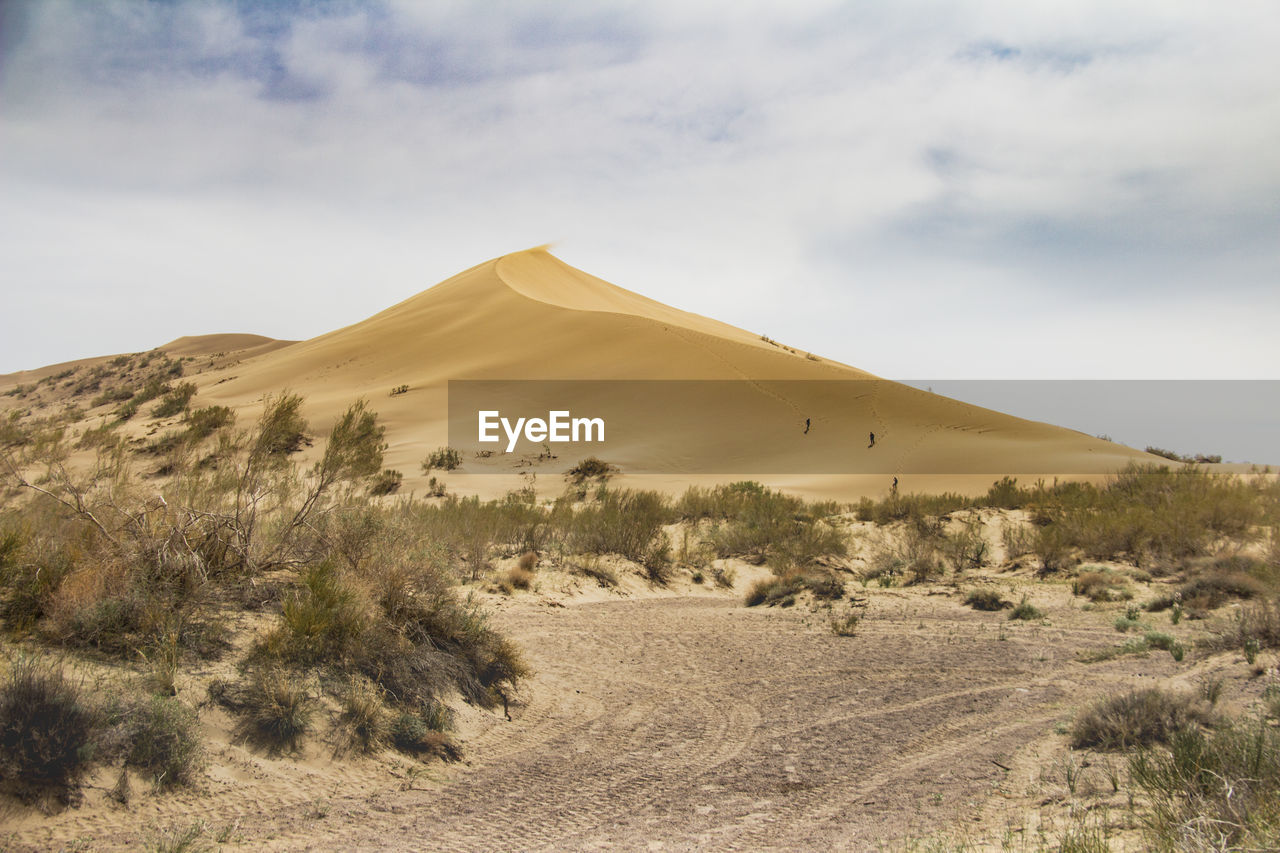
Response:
[1, 248, 1159, 502]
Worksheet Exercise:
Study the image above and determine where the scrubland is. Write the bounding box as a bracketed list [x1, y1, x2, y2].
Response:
[1, 379, 1279, 849]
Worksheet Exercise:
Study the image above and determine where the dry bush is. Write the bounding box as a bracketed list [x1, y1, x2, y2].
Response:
[1072, 569, 1133, 602]
[1001, 522, 1036, 560]
[336, 677, 386, 754]
[1130, 719, 1280, 850]
[963, 588, 1009, 611]
[100, 694, 204, 789]
[368, 469, 403, 496]
[0, 657, 98, 802]
[236, 667, 315, 753]
[390, 709, 459, 761]
[1071, 687, 1211, 751]
[502, 566, 535, 592]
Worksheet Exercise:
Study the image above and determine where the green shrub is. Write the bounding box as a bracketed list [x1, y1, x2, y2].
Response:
[744, 574, 805, 608]
[1071, 688, 1211, 750]
[1008, 597, 1044, 621]
[103, 695, 204, 788]
[0, 657, 99, 801]
[421, 447, 462, 473]
[185, 406, 234, 440]
[262, 563, 371, 667]
[152, 382, 198, 418]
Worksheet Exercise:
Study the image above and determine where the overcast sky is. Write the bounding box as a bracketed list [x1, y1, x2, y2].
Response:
[3, 1, 1278, 391]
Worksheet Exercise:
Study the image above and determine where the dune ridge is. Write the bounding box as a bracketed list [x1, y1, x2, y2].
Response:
[3, 248, 1158, 498]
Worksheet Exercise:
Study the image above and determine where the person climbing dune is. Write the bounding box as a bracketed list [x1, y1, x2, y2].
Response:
[868, 431, 876, 448]
[804, 417, 811, 434]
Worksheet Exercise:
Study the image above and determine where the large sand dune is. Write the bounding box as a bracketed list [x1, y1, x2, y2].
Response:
[3, 248, 1156, 497]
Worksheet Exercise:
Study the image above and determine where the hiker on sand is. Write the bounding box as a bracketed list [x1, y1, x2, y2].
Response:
[804, 418, 811, 434]
[868, 431, 876, 448]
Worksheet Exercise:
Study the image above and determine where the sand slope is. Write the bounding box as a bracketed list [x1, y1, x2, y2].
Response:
[4, 248, 1156, 497]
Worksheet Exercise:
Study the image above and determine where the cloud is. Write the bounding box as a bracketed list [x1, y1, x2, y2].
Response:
[1, 0, 1277, 383]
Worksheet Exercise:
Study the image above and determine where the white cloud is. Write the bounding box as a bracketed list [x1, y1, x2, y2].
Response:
[1, 0, 1277, 383]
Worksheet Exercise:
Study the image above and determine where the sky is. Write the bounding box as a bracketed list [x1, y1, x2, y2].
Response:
[2, 2, 1278, 412]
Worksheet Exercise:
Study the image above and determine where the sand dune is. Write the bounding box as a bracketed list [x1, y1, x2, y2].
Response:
[4, 248, 1157, 498]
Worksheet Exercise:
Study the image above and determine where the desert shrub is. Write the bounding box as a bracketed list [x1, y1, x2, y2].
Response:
[829, 608, 861, 636]
[152, 382, 198, 418]
[237, 667, 314, 752]
[1035, 465, 1265, 568]
[803, 572, 846, 600]
[76, 421, 123, 451]
[941, 517, 988, 572]
[569, 557, 618, 587]
[390, 711, 459, 760]
[1130, 719, 1280, 850]
[711, 565, 736, 589]
[1072, 570, 1133, 602]
[185, 406, 234, 440]
[0, 657, 99, 801]
[1179, 567, 1267, 613]
[1008, 596, 1044, 620]
[1144, 446, 1224, 465]
[565, 456, 613, 484]
[92, 386, 135, 408]
[1235, 597, 1280, 651]
[1001, 522, 1036, 560]
[744, 574, 805, 608]
[0, 528, 75, 633]
[767, 519, 846, 574]
[501, 566, 535, 592]
[253, 391, 309, 457]
[421, 447, 462, 472]
[102, 695, 203, 788]
[1071, 687, 1211, 750]
[260, 563, 372, 667]
[963, 588, 1009, 611]
[337, 677, 385, 754]
[369, 469, 403, 496]
[742, 572, 840, 607]
[566, 488, 671, 564]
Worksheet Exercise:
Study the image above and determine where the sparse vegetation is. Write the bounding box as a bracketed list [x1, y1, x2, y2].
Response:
[1071, 687, 1211, 750]
[963, 588, 1009, 611]
[422, 446, 462, 472]
[0, 656, 98, 802]
[1008, 596, 1044, 621]
[566, 456, 613, 484]
[1129, 718, 1280, 850]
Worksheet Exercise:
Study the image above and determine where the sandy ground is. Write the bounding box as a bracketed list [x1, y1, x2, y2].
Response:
[7, 563, 1253, 852]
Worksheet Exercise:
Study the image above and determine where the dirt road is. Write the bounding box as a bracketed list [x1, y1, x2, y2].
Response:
[233, 590, 1153, 851]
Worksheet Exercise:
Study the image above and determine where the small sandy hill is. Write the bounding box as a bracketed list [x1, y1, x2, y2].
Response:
[4, 247, 1158, 498]
[157, 333, 295, 360]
